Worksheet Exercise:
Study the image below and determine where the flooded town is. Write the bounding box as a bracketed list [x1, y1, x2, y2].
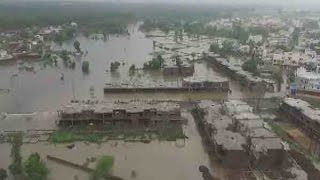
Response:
[1, 1, 320, 180]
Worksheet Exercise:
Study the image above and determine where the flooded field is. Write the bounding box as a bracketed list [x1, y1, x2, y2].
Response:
[0, 111, 230, 180]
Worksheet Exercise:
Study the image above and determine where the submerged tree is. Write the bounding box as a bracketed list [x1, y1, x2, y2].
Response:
[90, 156, 114, 180]
[143, 55, 164, 70]
[60, 50, 70, 62]
[82, 61, 90, 73]
[110, 61, 121, 72]
[24, 153, 49, 180]
[8, 133, 23, 179]
[0, 169, 8, 180]
[128, 64, 136, 76]
[73, 40, 81, 53]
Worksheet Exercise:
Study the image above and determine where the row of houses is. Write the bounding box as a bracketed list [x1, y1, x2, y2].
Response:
[194, 100, 286, 169]
[207, 53, 276, 92]
[281, 98, 320, 140]
[58, 101, 186, 127]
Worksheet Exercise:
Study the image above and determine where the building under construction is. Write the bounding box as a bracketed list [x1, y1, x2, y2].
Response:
[58, 101, 185, 127]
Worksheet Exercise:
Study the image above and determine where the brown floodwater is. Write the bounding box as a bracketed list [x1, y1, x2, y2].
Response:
[0, 22, 287, 180]
[0, 22, 252, 113]
[0, 111, 230, 180]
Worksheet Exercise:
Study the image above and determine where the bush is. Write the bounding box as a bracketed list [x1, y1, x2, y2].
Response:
[91, 156, 114, 180]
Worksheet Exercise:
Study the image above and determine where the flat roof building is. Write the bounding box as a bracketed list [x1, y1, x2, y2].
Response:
[58, 101, 186, 127]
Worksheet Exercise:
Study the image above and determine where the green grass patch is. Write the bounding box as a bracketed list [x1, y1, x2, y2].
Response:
[90, 155, 114, 180]
[298, 96, 320, 108]
[267, 120, 320, 162]
[50, 126, 187, 143]
[50, 131, 104, 143]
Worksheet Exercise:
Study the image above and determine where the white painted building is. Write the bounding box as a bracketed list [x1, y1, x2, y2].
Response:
[296, 67, 320, 93]
[0, 49, 13, 61]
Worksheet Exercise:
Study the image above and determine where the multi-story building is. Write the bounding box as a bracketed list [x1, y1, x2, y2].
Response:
[58, 101, 185, 127]
[195, 100, 286, 169]
[281, 98, 320, 139]
[296, 67, 320, 95]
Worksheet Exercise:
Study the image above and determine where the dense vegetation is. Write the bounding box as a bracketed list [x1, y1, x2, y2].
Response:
[50, 126, 186, 143]
[242, 58, 259, 75]
[8, 133, 49, 180]
[8, 133, 24, 179]
[0, 2, 133, 35]
[25, 153, 49, 180]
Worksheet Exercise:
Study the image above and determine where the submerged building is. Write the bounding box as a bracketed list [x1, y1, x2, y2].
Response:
[58, 101, 186, 127]
[182, 76, 229, 90]
[196, 101, 249, 168]
[194, 100, 286, 169]
[281, 98, 320, 139]
[162, 60, 194, 76]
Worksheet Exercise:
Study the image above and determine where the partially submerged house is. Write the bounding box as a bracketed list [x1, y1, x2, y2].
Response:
[281, 98, 320, 139]
[162, 60, 194, 76]
[195, 100, 287, 169]
[182, 76, 229, 91]
[196, 101, 249, 168]
[58, 101, 186, 127]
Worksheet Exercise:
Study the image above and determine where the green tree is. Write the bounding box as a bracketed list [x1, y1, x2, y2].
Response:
[129, 64, 136, 72]
[8, 133, 23, 178]
[24, 153, 49, 180]
[110, 61, 121, 72]
[242, 59, 259, 76]
[129, 64, 136, 76]
[73, 40, 81, 53]
[0, 169, 7, 180]
[60, 50, 70, 62]
[272, 70, 283, 92]
[291, 28, 300, 48]
[143, 55, 164, 70]
[90, 156, 114, 180]
[287, 70, 296, 84]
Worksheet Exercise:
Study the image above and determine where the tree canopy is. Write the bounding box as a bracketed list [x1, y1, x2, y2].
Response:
[242, 59, 259, 76]
[24, 153, 49, 180]
[9, 133, 23, 178]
